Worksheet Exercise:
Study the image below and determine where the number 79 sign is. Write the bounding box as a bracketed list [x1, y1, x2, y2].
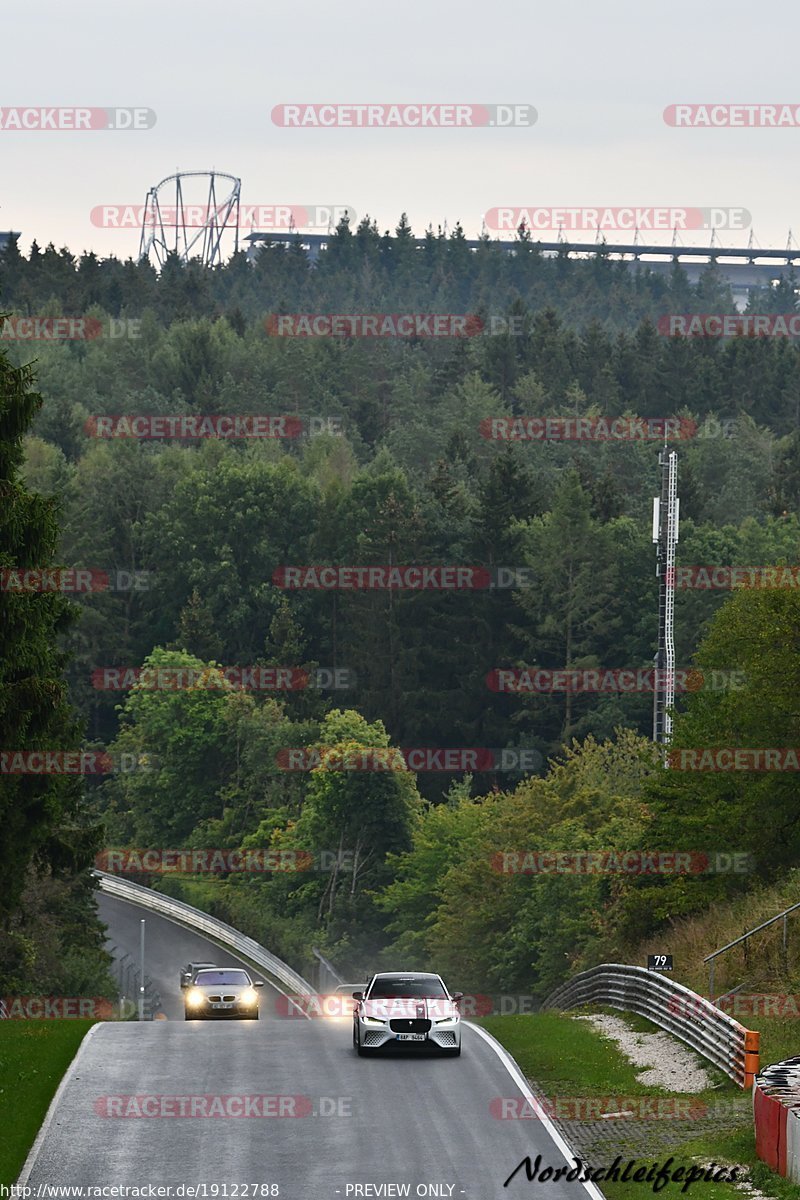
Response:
[647, 954, 673, 971]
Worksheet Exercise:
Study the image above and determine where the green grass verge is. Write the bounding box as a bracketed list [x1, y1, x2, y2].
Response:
[473, 1012, 796, 1199]
[474, 1012, 730, 1100]
[0, 1019, 95, 1186]
[748, 1015, 800, 1068]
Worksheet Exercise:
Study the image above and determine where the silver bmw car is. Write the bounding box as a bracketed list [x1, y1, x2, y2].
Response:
[182, 967, 264, 1020]
[352, 971, 462, 1056]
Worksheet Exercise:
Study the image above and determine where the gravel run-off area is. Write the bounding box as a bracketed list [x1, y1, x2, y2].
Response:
[526, 1012, 761, 1191]
[574, 1012, 715, 1091]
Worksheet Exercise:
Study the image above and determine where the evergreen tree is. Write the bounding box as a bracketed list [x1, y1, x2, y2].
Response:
[0, 345, 99, 930]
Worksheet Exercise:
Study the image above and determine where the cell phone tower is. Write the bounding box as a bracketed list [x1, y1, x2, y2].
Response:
[139, 171, 241, 268]
[652, 446, 680, 754]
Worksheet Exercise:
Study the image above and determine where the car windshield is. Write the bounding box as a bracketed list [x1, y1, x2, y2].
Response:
[367, 977, 448, 998]
[194, 970, 250, 986]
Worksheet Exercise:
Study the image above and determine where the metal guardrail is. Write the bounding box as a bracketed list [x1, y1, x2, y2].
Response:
[704, 900, 800, 998]
[312, 945, 346, 989]
[94, 871, 315, 1000]
[543, 962, 760, 1088]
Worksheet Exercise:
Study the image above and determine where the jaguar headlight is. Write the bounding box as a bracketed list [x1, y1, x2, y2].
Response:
[363, 1015, 387, 1025]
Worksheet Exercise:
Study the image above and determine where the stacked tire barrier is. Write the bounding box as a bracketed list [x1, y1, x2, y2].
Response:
[754, 1058, 800, 1181]
[544, 963, 760, 1087]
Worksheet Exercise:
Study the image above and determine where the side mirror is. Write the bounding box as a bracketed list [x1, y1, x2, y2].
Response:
[352, 991, 363, 1001]
[452, 992, 463, 1003]
[254, 981, 264, 988]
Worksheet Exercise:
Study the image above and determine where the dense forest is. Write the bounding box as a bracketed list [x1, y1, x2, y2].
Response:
[3, 218, 800, 997]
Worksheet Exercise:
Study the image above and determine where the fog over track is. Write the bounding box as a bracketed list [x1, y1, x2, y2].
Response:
[21, 892, 603, 1199]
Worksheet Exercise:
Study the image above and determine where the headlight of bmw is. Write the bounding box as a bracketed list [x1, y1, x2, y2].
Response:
[186, 988, 205, 1008]
[240, 988, 258, 1006]
[362, 1015, 387, 1025]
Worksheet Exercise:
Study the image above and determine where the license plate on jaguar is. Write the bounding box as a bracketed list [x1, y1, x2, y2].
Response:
[395, 1033, 425, 1041]
[212, 1002, 233, 1009]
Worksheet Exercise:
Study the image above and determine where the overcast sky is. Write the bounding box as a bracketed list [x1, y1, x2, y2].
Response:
[3, 0, 799, 260]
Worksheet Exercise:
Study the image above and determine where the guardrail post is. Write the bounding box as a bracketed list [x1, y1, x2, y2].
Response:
[745, 1029, 761, 1088]
[709, 958, 714, 1001]
[138, 918, 145, 1021]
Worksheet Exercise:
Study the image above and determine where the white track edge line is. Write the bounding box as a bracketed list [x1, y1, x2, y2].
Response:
[465, 1021, 606, 1199]
[17, 1021, 105, 1186]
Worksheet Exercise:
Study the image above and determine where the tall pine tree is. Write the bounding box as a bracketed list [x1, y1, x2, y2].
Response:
[0, 346, 97, 932]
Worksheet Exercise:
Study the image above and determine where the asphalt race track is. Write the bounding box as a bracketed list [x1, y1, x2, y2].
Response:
[95, 892, 291, 1020]
[22, 894, 603, 1199]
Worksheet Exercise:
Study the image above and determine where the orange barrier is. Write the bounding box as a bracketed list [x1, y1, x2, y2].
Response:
[745, 1029, 761, 1088]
